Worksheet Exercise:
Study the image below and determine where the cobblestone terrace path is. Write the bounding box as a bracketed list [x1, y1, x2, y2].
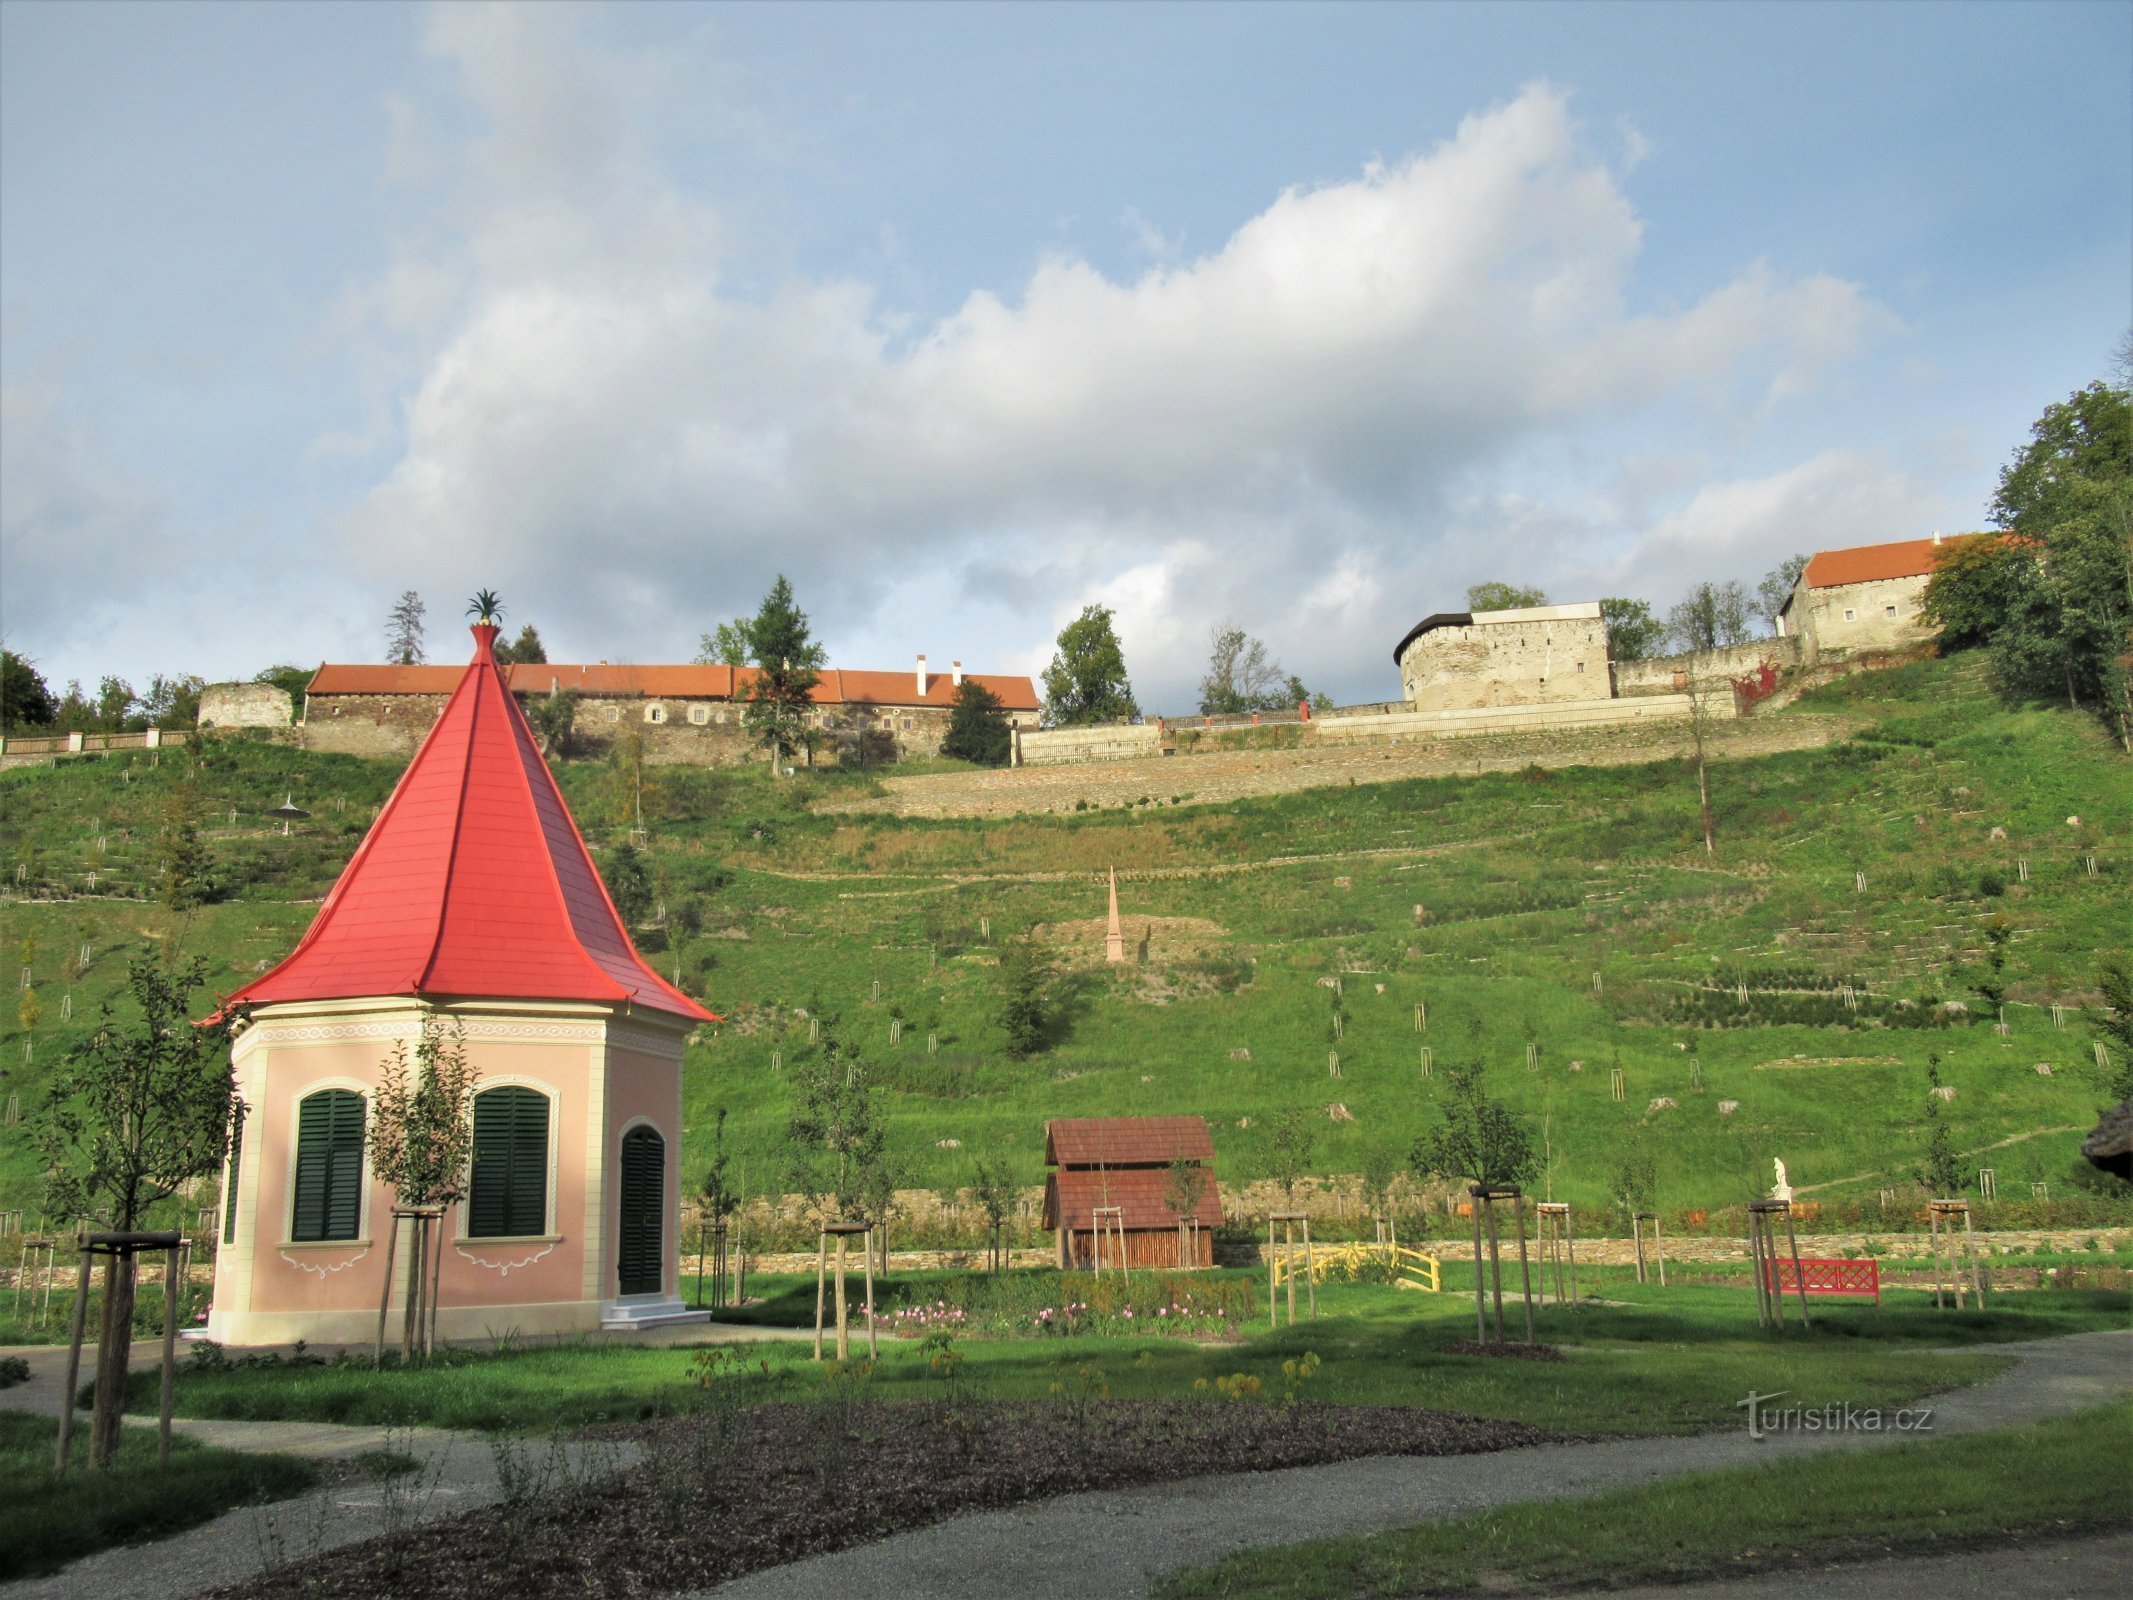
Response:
[690, 1328, 2131, 1600]
[820, 715, 1851, 820]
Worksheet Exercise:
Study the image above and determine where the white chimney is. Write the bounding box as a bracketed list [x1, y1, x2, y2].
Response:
[1931, 530, 1942, 546]
[916, 654, 928, 697]
[951, 660, 963, 687]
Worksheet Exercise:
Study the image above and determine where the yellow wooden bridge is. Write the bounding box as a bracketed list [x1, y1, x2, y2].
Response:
[1270, 1240, 1442, 1292]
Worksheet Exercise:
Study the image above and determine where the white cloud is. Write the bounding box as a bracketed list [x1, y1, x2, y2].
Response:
[327, 18, 1902, 706]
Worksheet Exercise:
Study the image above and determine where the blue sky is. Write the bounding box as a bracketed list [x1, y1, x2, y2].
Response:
[2, 0, 2127, 710]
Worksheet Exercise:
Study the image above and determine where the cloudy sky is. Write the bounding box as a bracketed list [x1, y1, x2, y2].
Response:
[2, 1, 2127, 711]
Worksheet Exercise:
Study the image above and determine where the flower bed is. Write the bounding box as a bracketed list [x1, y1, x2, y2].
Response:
[880, 1270, 1257, 1339]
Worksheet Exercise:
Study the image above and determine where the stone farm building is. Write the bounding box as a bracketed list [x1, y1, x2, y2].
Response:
[1043, 1116, 1222, 1270]
[285, 655, 1039, 762]
[1777, 534, 1980, 666]
[206, 621, 719, 1345]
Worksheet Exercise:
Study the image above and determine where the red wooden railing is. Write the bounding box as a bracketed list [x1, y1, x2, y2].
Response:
[1763, 1257, 1880, 1303]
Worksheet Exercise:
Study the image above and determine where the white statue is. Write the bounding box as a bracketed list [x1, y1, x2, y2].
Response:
[1771, 1158, 1793, 1203]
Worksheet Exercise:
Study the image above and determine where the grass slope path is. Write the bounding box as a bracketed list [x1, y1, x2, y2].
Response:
[688, 1329, 2132, 1600]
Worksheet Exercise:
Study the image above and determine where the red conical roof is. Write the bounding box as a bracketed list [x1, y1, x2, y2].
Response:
[223, 623, 716, 1025]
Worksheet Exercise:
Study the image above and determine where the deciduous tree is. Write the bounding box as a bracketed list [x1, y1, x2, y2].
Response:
[1755, 554, 1809, 633]
[367, 1018, 480, 1358]
[1599, 598, 1664, 663]
[1410, 1054, 1536, 1189]
[786, 1025, 884, 1224]
[37, 956, 240, 1467]
[1197, 624, 1289, 714]
[1, 648, 58, 732]
[494, 624, 547, 665]
[695, 617, 753, 668]
[1465, 581, 1548, 612]
[1041, 604, 1137, 726]
[1266, 1107, 1316, 1209]
[1666, 581, 1753, 653]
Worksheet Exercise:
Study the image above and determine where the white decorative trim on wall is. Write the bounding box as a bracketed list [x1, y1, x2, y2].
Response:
[278, 1244, 371, 1279]
[607, 1022, 690, 1061]
[244, 1014, 686, 1059]
[453, 1238, 562, 1277]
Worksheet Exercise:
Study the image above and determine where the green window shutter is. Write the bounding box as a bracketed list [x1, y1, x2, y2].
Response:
[292, 1090, 364, 1243]
[469, 1088, 550, 1238]
[222, 1102, 246, 1245]
[617, 1126, 664, 1295]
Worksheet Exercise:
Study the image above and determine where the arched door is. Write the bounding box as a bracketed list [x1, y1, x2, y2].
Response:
[617, 1125, 665, 1296]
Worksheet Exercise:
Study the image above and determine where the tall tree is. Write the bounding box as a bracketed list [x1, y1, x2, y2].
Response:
[742, 577, 826, 771]
[1666, 581, 1754, 653]
[386, 591, 427, 666]
[694, 617, 754, 668]
[523, 687, 579, 758]
[250, 664, 313, 716]
[1922, 536, 2037, 650]
[494, 624, 547, 665]
[1042, 604, 1137, 726]
[1465, 582, 1548, 613]
[827, 701, 897, 769]
[37, 957, 241, 1467]
[601, 840, 655, 926]
[941, 678, 1012, 766]
[1599, 598, 1664, 663]
[1198, 623, 1289, 714]
[156, 761, 212, 909]
[1755, 554, 1810, 633]
[1, 648, 58, 732]
[2091, 954, 2133, 1103]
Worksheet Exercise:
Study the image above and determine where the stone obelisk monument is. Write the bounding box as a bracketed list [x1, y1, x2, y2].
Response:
[1104, 867, 1126, 963]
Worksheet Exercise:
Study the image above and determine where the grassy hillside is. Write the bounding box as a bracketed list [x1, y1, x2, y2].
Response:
[2, 656, 2127, 1229]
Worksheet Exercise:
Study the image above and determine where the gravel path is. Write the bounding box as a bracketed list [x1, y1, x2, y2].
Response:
[1573, 1530, 2133, 1600]
[688, 1328, 2132, 1600]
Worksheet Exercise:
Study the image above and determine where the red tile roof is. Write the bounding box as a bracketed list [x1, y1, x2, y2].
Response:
[1045, 1116, 1216, 1167]
[1043, 1167, 1224, 1232]
[225, 625, 716, 1025]
[1803, 535, 1981, 590]
[306, 662, 1039, 711]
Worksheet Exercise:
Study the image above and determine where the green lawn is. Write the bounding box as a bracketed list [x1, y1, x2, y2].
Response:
[1156, 1397, 2133, 1598]
[0, 1410, 318, 1581]
[114, 1270, 2129, 1436]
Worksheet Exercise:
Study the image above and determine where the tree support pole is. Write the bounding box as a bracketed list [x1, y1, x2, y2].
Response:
[55, 1242, 93, 1478]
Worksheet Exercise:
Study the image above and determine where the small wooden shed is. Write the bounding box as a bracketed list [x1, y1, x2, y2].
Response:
[1042, 1116, 1222, 1270]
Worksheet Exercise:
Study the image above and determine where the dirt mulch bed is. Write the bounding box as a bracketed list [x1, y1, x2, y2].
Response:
[211, 1399, 1558, 1599]
[1440, 1340, 1569, 1362]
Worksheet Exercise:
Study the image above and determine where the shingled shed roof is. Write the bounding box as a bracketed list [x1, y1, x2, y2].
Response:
[223, 624, 716, 1025]
[1044, 1167, 1223, 1232]
[1046, 1116, 1215, 1167]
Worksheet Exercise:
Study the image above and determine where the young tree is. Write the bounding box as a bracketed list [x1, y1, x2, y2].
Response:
[1666, 581, 1754, 653]
[1197, 623, 1288, 714]
[1042, 604, 1137, 726]
[997, 940, 1055, 1058]
[386, 591, 427, 666]
[37, 956, 241, 1467]
[1972, 920, 2012, 1015]
[156, 763, 212, 909]
[1681, 655, 1727, 856]
[785, 1025, 884, 1223]
[494, 624, 547, 665]
[2090, 954, 2133, 1103]
[1607, 1125, 1659, 1225]
[941, 678, 1012, 765]
[1916, 1059, 1965, 1196]
[1755, 554, 1810, 633]
[1466, 581, 1548, 612]
[695, 617, 754, 668]
[1599, 598, 1665, 663]
[970, 1156, 1020, 1271]
[1265, 1107, 1316, 1209]
[742, 577, 826, 771]
[601, 840, 655, 927]
[0, 647, 58, 732]
[605, 718, 660, 830]
[1410, 1055, 1537, 1190]
[367, 1018, 480, 1357]
[1358, 1144, 1402, 1241]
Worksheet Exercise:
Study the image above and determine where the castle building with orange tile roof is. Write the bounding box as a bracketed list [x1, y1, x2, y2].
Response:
[1776, 533, 1983, 665]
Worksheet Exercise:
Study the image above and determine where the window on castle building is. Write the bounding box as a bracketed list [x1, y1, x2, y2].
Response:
[646, 704, 666, 724]
[605, 705, 620, 722]
[689, 705, 709, 725]
[291, 1089, 365, 1242]
[1884, 605, 1897, 619]
[468, 1087, 550, 1238]
[902, 717, 915, 731]
[1575, 661, 1586, 674]
[1843, 609, 1857, 622]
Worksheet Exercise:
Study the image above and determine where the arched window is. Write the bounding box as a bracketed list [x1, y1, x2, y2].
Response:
[291, 1090, 365, 1242]
[468, 1087, 551, 1238]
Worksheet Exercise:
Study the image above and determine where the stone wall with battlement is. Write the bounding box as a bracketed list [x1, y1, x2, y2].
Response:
[199, 682, 294, 728]
[1615, 635, 1801, 697]
[1397, 605, 1609, 713]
